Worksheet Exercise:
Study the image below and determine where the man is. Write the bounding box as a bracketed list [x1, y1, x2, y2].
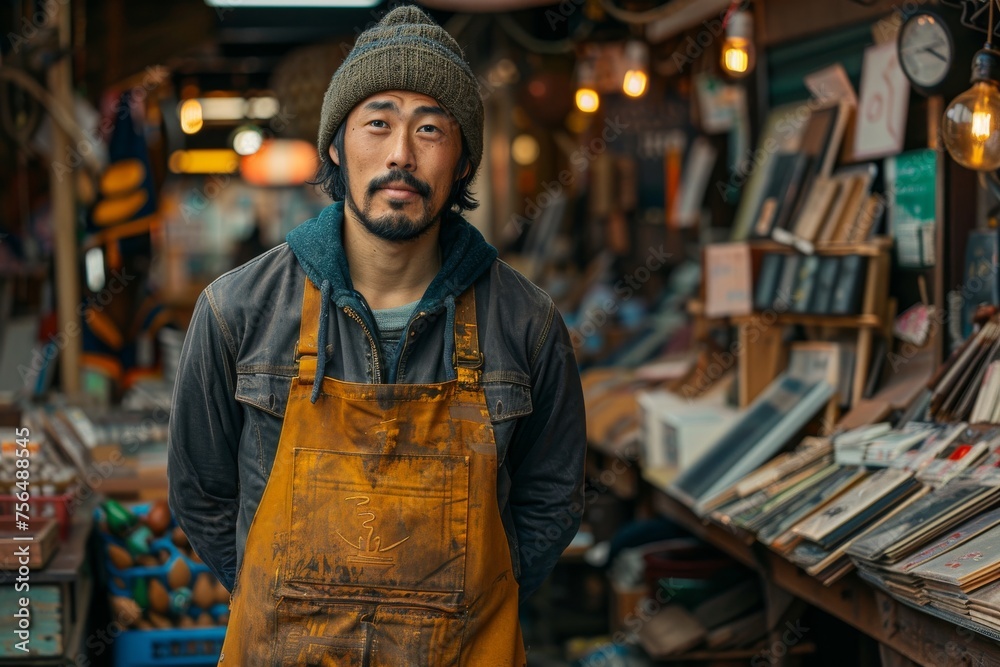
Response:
[167, 5, 586, 665]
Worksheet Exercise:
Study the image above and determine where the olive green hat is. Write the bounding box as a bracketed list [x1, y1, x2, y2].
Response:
[316, 5, 484, 177]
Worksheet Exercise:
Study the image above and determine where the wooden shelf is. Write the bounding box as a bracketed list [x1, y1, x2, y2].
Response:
[749, 237, 893, 257]
[732, 312, 882, 328]
[646, 481, 1000, 667]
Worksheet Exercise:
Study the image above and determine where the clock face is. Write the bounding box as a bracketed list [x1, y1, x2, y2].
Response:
[899, 13, 954, 89]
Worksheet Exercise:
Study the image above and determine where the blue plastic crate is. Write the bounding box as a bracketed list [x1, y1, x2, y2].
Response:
[94, 503, 229, 666]
[113, 626, 226, 667]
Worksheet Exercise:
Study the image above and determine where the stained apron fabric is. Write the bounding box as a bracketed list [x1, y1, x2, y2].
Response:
[218, 278, 525, 666]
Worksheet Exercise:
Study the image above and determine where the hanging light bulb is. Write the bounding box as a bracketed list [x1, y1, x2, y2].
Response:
[622, 40, 649, 98]
[943, 49, 1000, 171]
[575, 58, 600, 113]
[179, 99, 204, 134]
[721, 9, 755, 78]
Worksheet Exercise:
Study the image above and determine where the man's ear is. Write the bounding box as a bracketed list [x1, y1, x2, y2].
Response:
[328, 143, 340, 166]
[457, 160, 471, 180]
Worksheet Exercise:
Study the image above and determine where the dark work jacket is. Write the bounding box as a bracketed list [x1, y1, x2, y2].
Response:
[166, 201, 587, 604]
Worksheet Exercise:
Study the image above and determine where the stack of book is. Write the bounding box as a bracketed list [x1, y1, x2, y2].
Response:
[754, 252, 867, 315]
[783, 467, 926, 585]
[930, 315, 1000, 423]
[668, 345, 839, 515]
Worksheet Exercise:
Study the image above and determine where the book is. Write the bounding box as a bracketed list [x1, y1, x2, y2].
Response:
[917, 426, 998, 487]
[891, 506, 1000, 575]
[829, 255, 866, 315]
[732, 102, 811, 242]
[819, 165, 878, 245]
[791, 255, 821, 313]
[754, 253, 784, 311]
[757, 466, 868, 546]
[774, 254, 802, 312]
[752, 153, 809, 239]
[792, 468, 915, 544]
[913, 523, 1000, 590]
[846, 194, 884, 244]
[886, 149, 937, 268]
[704, 243, 753, 318]
[962, 229, 1000, 338]
[671, 136, 718, 228]
[669, 346, 838, 513]
[847, 482, 998, 563]
[809, 257, 840, 314]
[785, 178, 839, 253]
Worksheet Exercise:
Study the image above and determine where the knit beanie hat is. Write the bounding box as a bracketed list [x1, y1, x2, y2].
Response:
[316, 5, 484, 178]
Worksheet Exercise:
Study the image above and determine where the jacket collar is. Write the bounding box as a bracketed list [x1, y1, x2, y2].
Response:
[286, 200, 498, 313]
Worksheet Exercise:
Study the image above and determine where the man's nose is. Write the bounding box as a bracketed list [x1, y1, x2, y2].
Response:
[386, 131, 416, 172]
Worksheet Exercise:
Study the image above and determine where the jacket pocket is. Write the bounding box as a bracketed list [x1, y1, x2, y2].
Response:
[482, 373, 533, 467]
[235, 371, 292, 477]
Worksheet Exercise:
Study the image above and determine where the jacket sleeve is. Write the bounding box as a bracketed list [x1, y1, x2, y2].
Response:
[167, 287, 243, 591]
[508, 303, 587, 602]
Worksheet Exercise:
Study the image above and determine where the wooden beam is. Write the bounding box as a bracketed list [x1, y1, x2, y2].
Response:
[48, 0, 81, 397]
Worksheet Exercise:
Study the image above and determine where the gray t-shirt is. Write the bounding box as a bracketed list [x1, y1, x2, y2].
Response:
[372, 300, 419, 362]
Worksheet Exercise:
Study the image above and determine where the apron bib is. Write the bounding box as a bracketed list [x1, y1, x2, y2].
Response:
[219, 279, 525, 666]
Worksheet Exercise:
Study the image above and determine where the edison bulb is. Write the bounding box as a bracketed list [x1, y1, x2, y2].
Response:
[623, 70, 648, 97]
[575, 88, 600, 113]
[943, 80, 1000, 171]
[179, 99, 203, 134]
[721, 11, 755, 78]
[722, 37, 753, 76]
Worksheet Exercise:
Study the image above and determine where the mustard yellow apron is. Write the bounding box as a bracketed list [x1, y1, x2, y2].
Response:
[219, 279, 525, 665]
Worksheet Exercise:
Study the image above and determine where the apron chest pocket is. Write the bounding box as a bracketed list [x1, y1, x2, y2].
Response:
[284, 448, 471, 608]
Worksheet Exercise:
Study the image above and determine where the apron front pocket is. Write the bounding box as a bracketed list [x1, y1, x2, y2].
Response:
[284, 448, 470, 607]
[276, 597, 465, 667]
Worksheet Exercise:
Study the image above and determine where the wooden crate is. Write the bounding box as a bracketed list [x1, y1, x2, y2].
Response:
[0, 519, 58, 570]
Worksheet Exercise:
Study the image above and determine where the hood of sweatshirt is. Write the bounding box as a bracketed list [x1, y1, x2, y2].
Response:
[286, 200, 498, 396]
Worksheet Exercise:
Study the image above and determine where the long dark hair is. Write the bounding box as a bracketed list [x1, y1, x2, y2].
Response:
[312, 121, 479, 213]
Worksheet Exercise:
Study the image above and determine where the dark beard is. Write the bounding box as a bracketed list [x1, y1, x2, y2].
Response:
[345, 168, 441, 242]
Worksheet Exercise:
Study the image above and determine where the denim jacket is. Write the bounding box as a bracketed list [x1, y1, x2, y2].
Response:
[166, 201, 587, 603]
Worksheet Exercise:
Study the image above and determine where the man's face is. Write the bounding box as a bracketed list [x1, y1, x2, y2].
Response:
[330, 90, 467, 242]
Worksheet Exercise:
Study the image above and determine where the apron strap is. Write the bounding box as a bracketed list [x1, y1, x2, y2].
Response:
[297, 279, 483, 386]
[297, 279, 323, 385]
[453, 286, 483, 385]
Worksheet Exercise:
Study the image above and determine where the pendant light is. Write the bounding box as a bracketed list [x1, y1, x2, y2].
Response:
[575, 58, 600, 113]
[943, 0, 1000, 171]
[721, 7, 755, 79]
[622, 40, 649, 98]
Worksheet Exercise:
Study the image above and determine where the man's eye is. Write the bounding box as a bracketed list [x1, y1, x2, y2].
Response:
[369, 120, 388, 128]
[418, 125, 440, 133]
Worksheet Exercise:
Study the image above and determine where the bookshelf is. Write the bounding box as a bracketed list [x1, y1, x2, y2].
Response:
[738, 237, 894, 410]
[646, 480, 1000, 667]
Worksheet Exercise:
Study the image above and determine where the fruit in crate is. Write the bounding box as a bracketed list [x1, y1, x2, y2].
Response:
[110, 596, 142, 626]
[145, 500, 171, 536]
[148, 578, 170, 614]
[107, 543, 133, 570]
[167, 555, 191, 588]
[214, 580, 230, 604]
[193, 572, 215, 608]
[171, 525, 189, 549]
[148, 611, 172, 629]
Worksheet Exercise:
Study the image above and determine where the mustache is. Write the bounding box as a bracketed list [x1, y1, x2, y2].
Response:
[367, 171, 431, 199]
